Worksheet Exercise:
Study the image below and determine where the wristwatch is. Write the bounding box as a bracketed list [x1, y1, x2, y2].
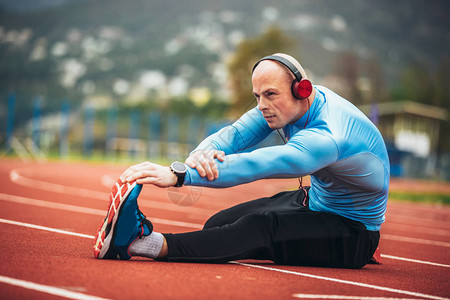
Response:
[170, 161, 187, 187]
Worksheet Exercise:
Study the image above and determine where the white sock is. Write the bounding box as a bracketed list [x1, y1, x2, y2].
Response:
[128, 232, 164, 258]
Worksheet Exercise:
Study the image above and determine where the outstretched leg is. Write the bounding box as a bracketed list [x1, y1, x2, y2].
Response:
[162, 207, 379, 268]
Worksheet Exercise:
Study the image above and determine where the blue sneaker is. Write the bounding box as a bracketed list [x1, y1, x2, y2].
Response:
[94, 180, 153, 259]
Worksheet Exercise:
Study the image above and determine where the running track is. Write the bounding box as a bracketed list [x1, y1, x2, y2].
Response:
[0, 159, 449, 300]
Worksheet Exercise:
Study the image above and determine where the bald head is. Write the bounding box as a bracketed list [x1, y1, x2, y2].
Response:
[252, 53, 309, 82]
[252, 59, 292, 87]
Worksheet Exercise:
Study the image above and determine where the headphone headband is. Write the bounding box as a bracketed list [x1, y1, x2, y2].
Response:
[252, 55, 303, 82]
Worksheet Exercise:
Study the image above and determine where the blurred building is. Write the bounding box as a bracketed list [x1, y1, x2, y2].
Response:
[359, 101, 448, 179]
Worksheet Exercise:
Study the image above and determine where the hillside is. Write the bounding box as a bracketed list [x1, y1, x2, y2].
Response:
[0, 0, 448, 112]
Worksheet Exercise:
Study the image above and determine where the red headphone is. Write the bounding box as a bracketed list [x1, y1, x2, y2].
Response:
[252, 55, 313, 100]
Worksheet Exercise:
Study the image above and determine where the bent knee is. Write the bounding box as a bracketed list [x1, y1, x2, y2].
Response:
[203, 211, 233, 229]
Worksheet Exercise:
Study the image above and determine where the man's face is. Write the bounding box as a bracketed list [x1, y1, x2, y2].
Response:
[252, 61, 303, 130]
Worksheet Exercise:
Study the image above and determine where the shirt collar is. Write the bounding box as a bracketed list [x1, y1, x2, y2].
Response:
[290, 86, 324, 129]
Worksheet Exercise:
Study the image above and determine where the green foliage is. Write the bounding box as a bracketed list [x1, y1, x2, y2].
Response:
[118, 96, 230, 120]
[434, 56, 450, 152]
[391, 62, 434, 103]
[227, 26, 294, 116]
[389, 191, 450, 205]
[167, 97, 230, 120]
[434, 56, 450, 109]
[391, 56, 449, 109]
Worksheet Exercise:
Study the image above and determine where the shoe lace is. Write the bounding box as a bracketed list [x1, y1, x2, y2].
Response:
[137, 209, 146, 222]
[137, 210, 147, 239]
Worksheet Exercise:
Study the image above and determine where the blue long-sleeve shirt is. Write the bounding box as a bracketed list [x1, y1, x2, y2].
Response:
[184, 86, 390, 231]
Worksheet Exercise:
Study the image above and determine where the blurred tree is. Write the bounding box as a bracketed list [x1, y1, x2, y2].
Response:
[365, 56, 387, 103]
[434, 56, 450, 108]
[333, 52, 363, 105]
[391, 61, 434, 104]
[227, 26, 294, 116]
[434, 56, 450, 152]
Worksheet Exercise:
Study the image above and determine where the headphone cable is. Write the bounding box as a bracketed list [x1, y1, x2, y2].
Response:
[276, 98, 310, 191]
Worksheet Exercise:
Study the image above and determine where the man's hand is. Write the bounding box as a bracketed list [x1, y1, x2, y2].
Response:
[185, 150, 225, 181]
[120, 161, 177, 188]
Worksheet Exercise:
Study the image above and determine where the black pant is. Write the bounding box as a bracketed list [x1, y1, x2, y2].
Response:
[163, 188, 379, 268]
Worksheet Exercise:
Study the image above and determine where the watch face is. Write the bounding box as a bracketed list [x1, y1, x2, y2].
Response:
[172, 161, 187, 173]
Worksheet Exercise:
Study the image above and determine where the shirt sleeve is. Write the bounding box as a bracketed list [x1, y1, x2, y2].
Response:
[185, 129, 339, 188]
[192, 107, 273, 155]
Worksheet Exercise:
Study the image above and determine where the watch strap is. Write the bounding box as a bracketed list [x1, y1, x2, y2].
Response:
[170, 163, 186, 187]
[174, 172, 185, 187]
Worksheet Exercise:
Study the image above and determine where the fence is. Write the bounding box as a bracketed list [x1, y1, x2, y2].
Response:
[1, 93, 282, 163]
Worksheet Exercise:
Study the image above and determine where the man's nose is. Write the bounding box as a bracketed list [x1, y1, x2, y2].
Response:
[258, 98, 268, 111]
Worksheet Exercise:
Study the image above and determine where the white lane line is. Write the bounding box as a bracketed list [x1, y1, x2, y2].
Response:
[381, 254, 450, 268]
[232, 262, 449, 300]
[1, 219, 447, 300]
[292, 294, 419, 299]
[13, 167, 280, 212]
[0, 218, 95, 239]
[10, 169, 107, 199]
[2, 216, 450, 270]
[10, 169, 216, 216]
[12, 167, 450, 225]
[12, 189, 450, 246]
[0, 192, 203, 230]
[0, 275, 110, 300]
[1, 192, 449, 268]
[383, 222, 450, 237]
[382, 234, 450, 248]
[0, 192, 107, 216]
[385, 215, 450, 231]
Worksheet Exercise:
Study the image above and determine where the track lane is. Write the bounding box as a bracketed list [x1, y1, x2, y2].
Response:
[1, 159, 450, 299]
[3, 218, 449, 300]
[0, 221, 376, 300]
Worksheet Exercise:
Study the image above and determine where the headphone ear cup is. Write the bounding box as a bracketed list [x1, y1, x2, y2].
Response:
[292, 79, 313, 99]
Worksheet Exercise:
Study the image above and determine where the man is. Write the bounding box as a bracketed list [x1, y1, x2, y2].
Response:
[94, 53, 389, 268]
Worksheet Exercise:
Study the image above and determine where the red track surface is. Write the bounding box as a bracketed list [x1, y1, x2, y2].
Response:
[1, 159, 449, 300]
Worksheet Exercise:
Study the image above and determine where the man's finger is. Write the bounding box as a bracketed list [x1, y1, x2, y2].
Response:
[184, 157, 196, 169]
[195, 155, 211, 177]
[215, 151, 225, 162]
[187, 157, 206, 177]
[199, 157, 214, 180]
[136, 177, 158, 185]
[120, 162, 155, 182]
[209, 160, 219, 179]
[185, 150, 224, 180]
